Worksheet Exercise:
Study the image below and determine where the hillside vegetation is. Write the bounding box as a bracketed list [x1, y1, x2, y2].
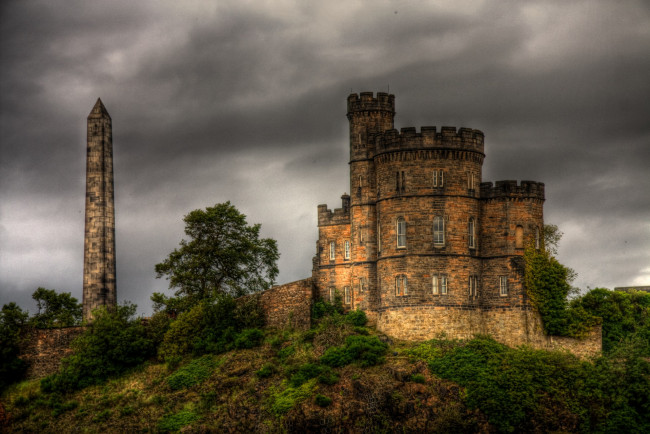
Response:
[2, 291, 650, 433]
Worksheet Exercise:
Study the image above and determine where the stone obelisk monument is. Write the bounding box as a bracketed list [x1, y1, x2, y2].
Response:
[83, 98, 117, 321]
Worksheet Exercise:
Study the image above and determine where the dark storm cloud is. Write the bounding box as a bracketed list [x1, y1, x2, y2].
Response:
[2, 0, 649, 312]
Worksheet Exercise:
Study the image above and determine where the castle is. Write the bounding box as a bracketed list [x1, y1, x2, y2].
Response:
[307, 92, 592, 348]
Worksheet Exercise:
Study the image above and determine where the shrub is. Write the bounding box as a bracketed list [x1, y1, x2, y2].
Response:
[289, 363, 322, 387]
[270, 380, 315, 415]
[312, 298, 343, 320]
[167, 356, 215, 390]
[233, 328, 264, 349]
[256, 363, 275, 378]
[345, 309, 367, 326]
[321, 335, 387, 368]
[317, 366, 339, 385]
[315, 394, 332, 407]
[411, 373, 426, 384]
[41, 303, 154, 393]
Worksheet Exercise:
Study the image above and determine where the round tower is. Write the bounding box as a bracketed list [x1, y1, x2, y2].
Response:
[374, 126, 485, 312]
[346, 92, 394, 311]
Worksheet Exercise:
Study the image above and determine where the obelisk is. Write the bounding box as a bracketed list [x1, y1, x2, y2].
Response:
[83, 98, 116, 321]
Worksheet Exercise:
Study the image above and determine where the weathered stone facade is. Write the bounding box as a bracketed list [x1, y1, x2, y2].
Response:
[257, 278, 314, 330]
[83, 98, 117, 321]
[308, 92, 600, 356]
[19, 327, 85, 379]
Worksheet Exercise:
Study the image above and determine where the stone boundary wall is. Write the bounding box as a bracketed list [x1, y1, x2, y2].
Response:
[19, 327, 86, 379]
[257, 278, 314, 330]
[375, 306, 601, 358]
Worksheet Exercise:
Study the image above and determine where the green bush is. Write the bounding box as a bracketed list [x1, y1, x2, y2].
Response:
[345, 309, 367, 326]
[233, 328, 264, 349]
[321, 335, 387, 368]
[256, 363, 275, 378]
[312, 298, 343, 320]
[317, 366, 339, 385]
[41, 303, 154, 393]
[270, 380, 315, 415]
[289, 363, 322, 387]
[315, 394, 332, 407]
[410, 373, 426, 384]
[167, 356, 215, 390]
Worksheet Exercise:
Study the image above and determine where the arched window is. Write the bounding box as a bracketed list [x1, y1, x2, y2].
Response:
[468, 218, 476, 249]
[515, 226, 524, 249]
[397, 218, 406, 248]
[433, 216, 445, 246]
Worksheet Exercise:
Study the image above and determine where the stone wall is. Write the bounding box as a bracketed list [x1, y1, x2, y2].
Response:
[375, 306, 602, 358]
[19, 327, 85, 379]
[258, 278, 314, 331]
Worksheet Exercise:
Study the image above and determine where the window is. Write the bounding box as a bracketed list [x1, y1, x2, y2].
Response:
[468, 218, 476, 249]
[401, 171, 406, 193]
[433, 169, 444, 187]
[329, 287, 336, 302]
[395, 275, 408, 296]
[396, 218, 406, 248]
[469, 275, 478, 297]
[377, 222, 381, 252]
[515, 226, 524, 249]
[433, 275, 448, 295]
[433, 216, 445, 246]
[344, 286, 351, 304]
[468, 172, 475, 190]
[359, 277, 366, 292]
[344, 240, 350, 260]
[329, 242, 335, 260]
[535, 227, 541, 249]
[500, 276, 508, 296]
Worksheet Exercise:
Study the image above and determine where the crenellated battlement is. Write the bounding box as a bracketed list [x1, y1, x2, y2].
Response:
[317, 194, 351, 226]
[347, 92, 395, 114]
[480, 180, 545, 201]
[370, 126, 484, 155]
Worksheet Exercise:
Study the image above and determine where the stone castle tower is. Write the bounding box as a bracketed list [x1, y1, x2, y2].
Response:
[313, 92, 547, 343]
[83, 98, 117, 321]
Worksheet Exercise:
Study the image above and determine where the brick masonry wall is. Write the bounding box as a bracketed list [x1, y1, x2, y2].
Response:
[19, 327, 86, 379]
[257, 278, 314, 330]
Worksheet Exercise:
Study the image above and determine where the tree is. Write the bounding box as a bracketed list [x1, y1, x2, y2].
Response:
[153, 202, 279, 313]
[29, 287, 82, 328]
[0, 302, 29, 391]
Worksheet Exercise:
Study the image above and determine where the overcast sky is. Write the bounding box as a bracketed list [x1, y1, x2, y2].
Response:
[1, 0, 649, 315]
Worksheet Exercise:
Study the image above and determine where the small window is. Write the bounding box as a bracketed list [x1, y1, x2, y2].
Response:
[515, 226, 524, 249]
[344, 240, 350, 260]
[395, 275, 408, 296]
[469, 275, 478, 297]
[359, 277, 366, 293]
[344, 286, 351, 304]
[441, 275, 448, 294]
[329, 287, 336, 303]
[500, 276, 508, 296]
[432, 275, 438, 295]
[535, 227, 541, 249]
[401, 171, 406, 193]
[397, 218, 406, 248]
[329, 242, 335, 260]
[433, 216, 445, 246]
[433, 275, 448, 295]
[433, 169, 444, 187]
[377, 222, 381, 252]
[468, 172, 475, 190]
[468, 218, 476, 249]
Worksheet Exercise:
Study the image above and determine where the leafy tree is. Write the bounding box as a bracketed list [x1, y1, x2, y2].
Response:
[29, 287, 82, 328]
[41, 302, 154, 393]
[0, 302, 29, 391]
[153, 202, 279, 313]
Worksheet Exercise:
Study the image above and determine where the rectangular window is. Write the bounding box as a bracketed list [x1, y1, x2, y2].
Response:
[432, 275, 439, 294]
[329, 287, 336, 302]
[468, 172, 475, 190]
[329, 242, 335, 260]
[469, 275, 478, 297]
[344, 240, 350, 260]
[433, 169, 444, 187]
[434, 216, 445, 245]
[395, 275, 408, 296]
[500, 276, 508, 296]
[441, 275, 448, 294]
[440, 170, 444, 187]
[468, 218, 476, 249]
[359, 277, 365, 292]
[377, 222, 381, 253]
[433, 170, 438, 187]
[401, 171, 406, 193]
[344, 286, 351, 304]
[397, 218, 406, 248]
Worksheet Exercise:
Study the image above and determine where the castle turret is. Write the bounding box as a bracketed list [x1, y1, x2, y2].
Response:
[83, 98, 117, 321]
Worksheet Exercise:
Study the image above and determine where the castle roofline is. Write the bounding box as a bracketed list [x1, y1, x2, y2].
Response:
[88, 98, 111, 120]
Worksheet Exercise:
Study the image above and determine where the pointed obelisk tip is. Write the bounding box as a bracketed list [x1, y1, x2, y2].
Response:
[88, 97, 111, 119]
